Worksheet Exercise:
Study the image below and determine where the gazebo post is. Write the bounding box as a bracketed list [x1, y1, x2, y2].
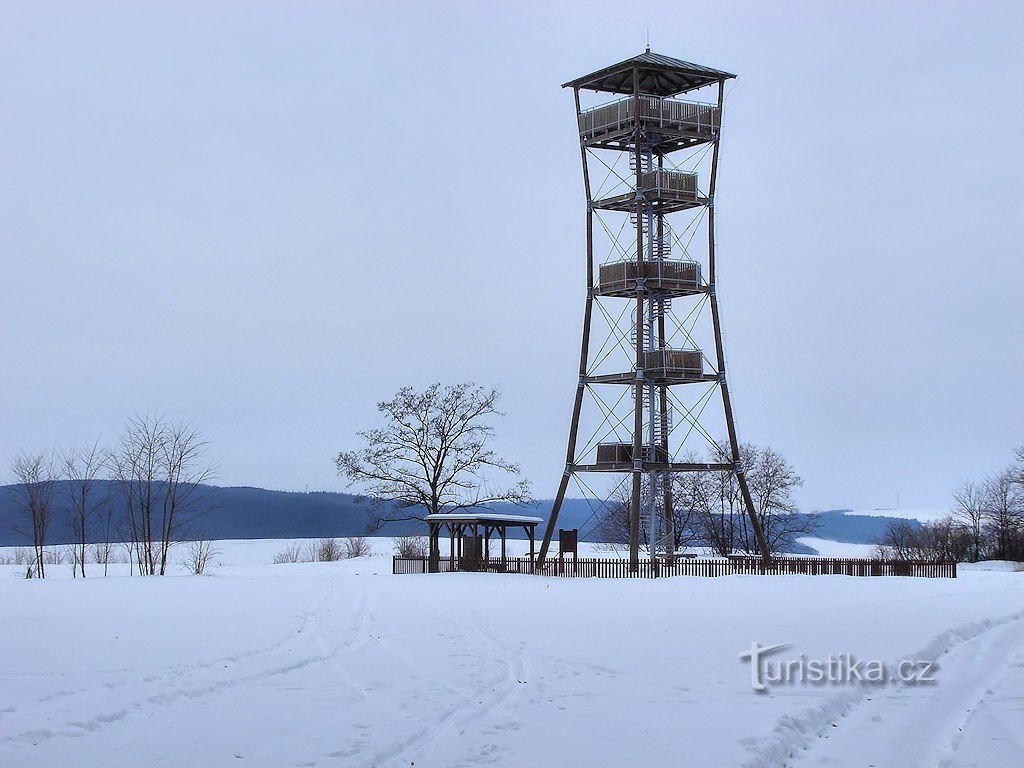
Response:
[428, 520, 440, 573]
[500, 527, 507, 570]
[527, 524, 536, 572]
[473, 521, 478, 566]
[449, 522, 457, 570]
[484, 525, 491, 562]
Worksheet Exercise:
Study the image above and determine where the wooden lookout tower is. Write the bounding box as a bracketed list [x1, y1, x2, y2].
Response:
[537, 50, 771, 571]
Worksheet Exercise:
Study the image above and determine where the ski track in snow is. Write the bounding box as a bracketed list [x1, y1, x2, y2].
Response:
[0, 574, 371, 751]
[366, 613, 528, 768]
[738, 610, 1024, 768]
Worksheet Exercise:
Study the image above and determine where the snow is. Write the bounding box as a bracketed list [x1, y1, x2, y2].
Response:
[795, 537, 879, 558]
[1, 540, 1022, 768]
[843, 506, 951, 523]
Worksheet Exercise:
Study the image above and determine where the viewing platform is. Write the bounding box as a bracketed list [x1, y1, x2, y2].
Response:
[586, 348, 712, 386]
[592, 170, 706, 213]
[578, 94, 720, 152]
[595, 259, 703, 298]
[573, 442, 733, 473]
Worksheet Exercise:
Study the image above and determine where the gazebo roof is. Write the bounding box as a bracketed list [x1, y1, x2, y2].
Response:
[562, 49, 735, 96]
[425, 512, 544, 525]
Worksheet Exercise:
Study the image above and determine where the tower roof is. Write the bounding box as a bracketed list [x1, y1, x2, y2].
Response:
[563, 50, 735, 96]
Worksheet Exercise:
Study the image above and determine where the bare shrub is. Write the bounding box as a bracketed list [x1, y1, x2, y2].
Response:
[0, 548, 31, 566]
[314, 537, 345, 562]
[344, 536, 373, 559]
[393, 535, 427, 558]
[42, 547, 65, 565]
[183, 539, 219, 575]
[91, 542, 116, 566]
[272, 543, 306, 564]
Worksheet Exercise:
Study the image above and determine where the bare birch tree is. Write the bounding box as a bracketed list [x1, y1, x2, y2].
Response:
[9, 451, 57, 578]
[60, 440, 107, 578]
[335, 383, 531, 528]
[108, 415, 214, 575]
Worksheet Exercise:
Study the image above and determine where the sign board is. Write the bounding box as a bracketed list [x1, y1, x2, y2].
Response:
[559, 528, 578, 555]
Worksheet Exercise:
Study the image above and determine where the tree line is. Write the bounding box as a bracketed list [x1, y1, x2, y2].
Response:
[879, 447, 1024, 562]
[6, 414, 212, 578]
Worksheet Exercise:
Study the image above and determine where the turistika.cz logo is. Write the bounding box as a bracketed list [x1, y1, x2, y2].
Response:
[738, 641, 938, 692]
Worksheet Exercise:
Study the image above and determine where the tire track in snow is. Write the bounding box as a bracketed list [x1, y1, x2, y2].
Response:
[737, 609, 1024, 768]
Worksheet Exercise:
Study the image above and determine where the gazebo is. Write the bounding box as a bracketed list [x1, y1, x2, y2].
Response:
[426, 513, 543, 573]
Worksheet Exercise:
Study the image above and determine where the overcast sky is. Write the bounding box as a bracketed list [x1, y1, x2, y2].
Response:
[2, 0, 1022, 512]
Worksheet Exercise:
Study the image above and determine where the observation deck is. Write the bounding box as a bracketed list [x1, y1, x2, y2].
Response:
[595, 260, 703, 298]
[592, 169, 706, 213]
[574, 442, 733, 474]
[578, 95, 719, 152]
[586, 348, 712, 386]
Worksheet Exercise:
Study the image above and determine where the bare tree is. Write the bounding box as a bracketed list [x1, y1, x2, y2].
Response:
[108, 414, 214, 575]
[336, 383, 531, 528]
[9, 452, 57, 578]
[876, 519, 921, 560]
[688, 464, 743, 556]
[952, 480, 986, 562]
[736, 444, 816, 555]
[60, 440, 108, 578]
[682, 443, 812, 556]
[596, 475, 701, 553]
[877, 516, 971, 562]
[982, 469, 1024, 561]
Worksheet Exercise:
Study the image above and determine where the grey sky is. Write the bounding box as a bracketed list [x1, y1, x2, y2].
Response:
[2, 1, 1021, 512]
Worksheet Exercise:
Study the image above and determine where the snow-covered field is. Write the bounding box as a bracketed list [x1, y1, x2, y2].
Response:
[794, 537, 878, 558]
[1, 539, 1022, 768]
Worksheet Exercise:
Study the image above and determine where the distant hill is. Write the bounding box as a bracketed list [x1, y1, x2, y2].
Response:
[0, 482, 918, 550]
[0, 482, 597, 547]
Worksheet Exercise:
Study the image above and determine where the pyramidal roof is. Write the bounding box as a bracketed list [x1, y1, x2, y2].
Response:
[563, 50, 735, 96]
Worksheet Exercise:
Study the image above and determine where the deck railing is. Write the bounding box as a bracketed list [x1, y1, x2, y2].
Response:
[393, 555, 957, 579]
[578, 95, 721, 141]
[639, 169, 698, 197]
[597, 260, 701, 294]
[644, 348, 703, 379]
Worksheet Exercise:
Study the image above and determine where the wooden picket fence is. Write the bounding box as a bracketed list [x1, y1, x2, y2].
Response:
[392, 555, 956, 579]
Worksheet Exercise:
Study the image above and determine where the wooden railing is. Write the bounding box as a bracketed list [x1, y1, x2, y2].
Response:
[596, 260, 702, 295]
[393, 556, 957, 579]
[578, 95, 720, 140]
[639, 169, 698, 197]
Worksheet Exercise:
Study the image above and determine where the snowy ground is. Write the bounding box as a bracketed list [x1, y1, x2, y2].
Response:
[794, 537, 878, 558]
[1, 539, 1022, 768]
